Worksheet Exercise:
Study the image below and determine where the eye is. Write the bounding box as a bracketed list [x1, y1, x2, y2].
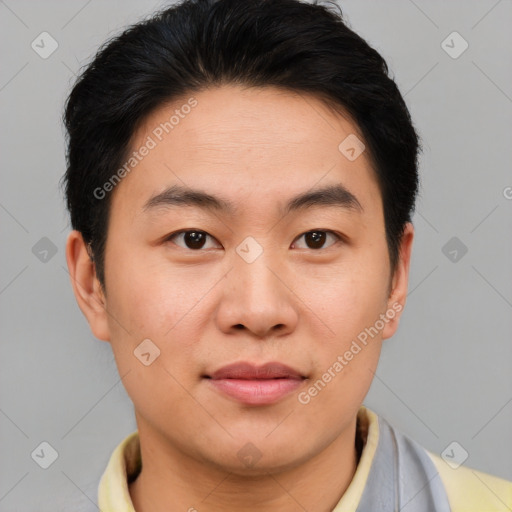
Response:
[165, 230, 221, 250]
[164, 229, 342, 251]
[291, 230, 342, 250]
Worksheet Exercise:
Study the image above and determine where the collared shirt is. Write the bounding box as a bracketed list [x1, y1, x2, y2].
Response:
[97, 406, 512, 511]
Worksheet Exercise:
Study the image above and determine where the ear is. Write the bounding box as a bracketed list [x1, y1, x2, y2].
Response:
[382, 222, 414, 340]
[65, 230, 110, 341]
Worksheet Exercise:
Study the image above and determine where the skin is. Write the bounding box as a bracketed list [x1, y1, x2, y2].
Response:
[66, 84, 414, 512]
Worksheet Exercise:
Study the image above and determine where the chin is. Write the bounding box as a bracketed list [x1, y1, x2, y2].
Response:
[197, 436, 312, 476]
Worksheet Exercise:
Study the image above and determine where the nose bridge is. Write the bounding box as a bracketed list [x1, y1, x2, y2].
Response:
[233, 237, 284, 305]
[216, 236, 297, 337]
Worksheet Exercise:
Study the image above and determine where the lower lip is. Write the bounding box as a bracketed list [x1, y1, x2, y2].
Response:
[207, 378, 304, 405]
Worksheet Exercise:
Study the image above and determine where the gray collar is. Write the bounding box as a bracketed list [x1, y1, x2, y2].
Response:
[356, 415, 451, 512]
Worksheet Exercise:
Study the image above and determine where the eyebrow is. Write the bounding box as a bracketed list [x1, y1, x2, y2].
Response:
[143, 183, 363, 216]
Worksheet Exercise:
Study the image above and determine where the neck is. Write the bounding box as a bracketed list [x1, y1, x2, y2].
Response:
[129, 416, 361, 512]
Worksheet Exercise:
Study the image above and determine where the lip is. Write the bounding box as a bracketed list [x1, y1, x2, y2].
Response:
[205, 362, 306, 406]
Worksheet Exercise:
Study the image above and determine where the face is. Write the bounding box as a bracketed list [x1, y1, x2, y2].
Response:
[70, 85, 413, 474]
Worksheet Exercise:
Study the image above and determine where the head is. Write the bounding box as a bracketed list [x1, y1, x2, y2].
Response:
[64, 0, 418, 474]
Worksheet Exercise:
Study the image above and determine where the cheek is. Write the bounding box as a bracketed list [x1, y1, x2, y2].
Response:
[303, 255, 389, 336]
[298, 348, 380, 436]
[298, 248, 389, 394]
[102, 249, 219, 405]
[102, 253, 205, 421]
[104, 247, 208, 340]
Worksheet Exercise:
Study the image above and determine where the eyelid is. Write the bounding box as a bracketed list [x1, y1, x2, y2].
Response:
[164, 228, 344, 251]
[291, 230, 343, 250]
[164, 229, 221, 249]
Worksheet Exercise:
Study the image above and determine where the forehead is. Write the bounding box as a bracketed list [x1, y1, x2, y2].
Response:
[110, 85, 382, 222]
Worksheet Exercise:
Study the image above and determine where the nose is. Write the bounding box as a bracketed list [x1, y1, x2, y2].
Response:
[214, 247, 299, 339]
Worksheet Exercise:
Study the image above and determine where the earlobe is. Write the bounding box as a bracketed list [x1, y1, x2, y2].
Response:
[65, 230, 111, 341]
[382, 222, 415, 340]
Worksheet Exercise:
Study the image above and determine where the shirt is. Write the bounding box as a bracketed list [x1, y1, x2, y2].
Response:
[97, 406, 512, 511]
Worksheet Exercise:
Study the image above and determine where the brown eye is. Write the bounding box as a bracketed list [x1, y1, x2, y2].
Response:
[293, 230, 341, 250]
[166, 230, 220, 250]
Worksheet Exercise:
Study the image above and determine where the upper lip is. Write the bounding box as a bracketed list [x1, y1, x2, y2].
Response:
[208, 362, 304, 380]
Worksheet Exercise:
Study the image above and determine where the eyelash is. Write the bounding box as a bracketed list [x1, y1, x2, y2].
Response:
[163, 229, 344, 251]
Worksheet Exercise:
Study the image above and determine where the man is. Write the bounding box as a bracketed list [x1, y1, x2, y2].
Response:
[62, 0, 512, 510]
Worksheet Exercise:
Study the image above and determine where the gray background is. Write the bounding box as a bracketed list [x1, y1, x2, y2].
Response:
[1, 0, 511, 510]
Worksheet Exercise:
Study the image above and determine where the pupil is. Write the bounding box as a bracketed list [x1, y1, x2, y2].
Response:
[186, 231, 205, 249]
[307, 231, 325, 249]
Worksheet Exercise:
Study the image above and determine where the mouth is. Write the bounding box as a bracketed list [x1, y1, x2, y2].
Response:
[203, 362, 307, 406]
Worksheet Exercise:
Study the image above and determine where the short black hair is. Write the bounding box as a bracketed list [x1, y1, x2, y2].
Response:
[62, 0, 420, 288]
